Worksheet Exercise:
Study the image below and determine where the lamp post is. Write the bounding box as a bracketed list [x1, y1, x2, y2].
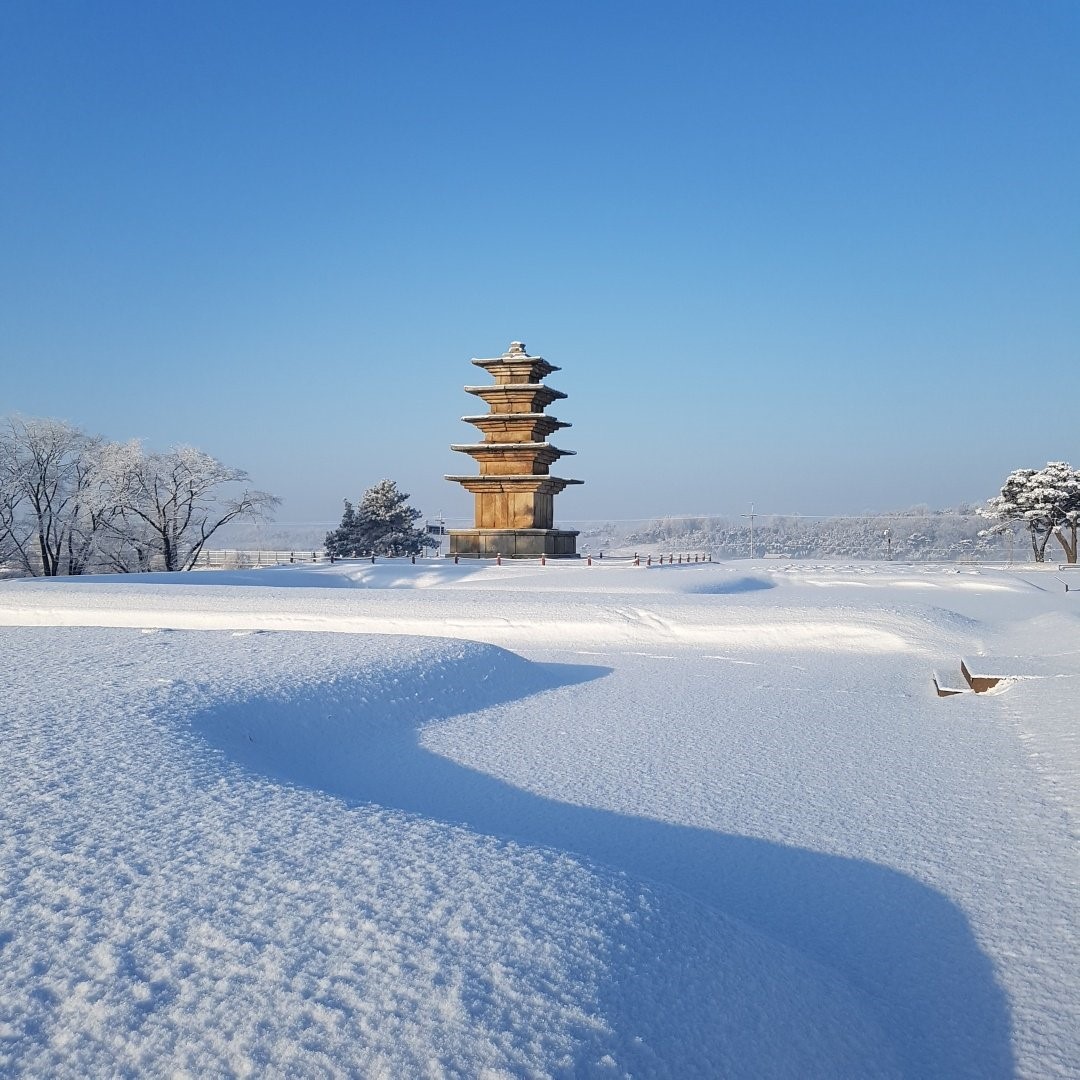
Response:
[742, 503, 756, 559]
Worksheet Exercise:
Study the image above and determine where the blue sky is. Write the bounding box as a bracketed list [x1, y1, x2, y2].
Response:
[2, 1, 1078, 524]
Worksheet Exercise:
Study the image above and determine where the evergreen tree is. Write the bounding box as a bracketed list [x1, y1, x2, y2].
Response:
[324, 499, 360, 559]
[979, 461, 1080, 563]
[325, 480, 438, 557]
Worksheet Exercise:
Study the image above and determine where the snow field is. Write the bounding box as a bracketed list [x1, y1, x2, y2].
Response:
[2, 628, 901, 1078]
[1, 560, 1078, 1077]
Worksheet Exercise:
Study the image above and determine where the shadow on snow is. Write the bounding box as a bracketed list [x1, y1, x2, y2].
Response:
[191, 647, 1013, 1080]
[688, 575, 777, 594]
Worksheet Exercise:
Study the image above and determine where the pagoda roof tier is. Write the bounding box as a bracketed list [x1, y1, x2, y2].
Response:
[465, 384, 566, 414]
[470, 342, 560, 385]
[450, 443, 574, 477]
[461, 413, 570, 442]
[462, 412, 569, 428]
[445, 475, 583, 496]
[450, 442, 575, 457]
[471, 357, 560, 384]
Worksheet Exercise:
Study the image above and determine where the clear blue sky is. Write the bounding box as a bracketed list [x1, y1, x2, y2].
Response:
[2, 1, 1078, 524]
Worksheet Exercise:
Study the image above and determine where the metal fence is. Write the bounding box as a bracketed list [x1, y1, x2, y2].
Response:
[192, 549, 330, 568]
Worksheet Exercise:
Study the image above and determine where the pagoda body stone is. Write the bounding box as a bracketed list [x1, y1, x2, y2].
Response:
[446, 342, 582, 558]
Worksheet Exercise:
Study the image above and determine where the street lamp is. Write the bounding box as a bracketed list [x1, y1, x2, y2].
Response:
[742, 503, 756, 559]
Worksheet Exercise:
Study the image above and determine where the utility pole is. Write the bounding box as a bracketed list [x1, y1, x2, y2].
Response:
[742, 503, 756, 559]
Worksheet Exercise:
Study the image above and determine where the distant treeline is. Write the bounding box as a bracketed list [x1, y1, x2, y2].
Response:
[215, 507, 1027, 563]
[576, 508, 1014, 562]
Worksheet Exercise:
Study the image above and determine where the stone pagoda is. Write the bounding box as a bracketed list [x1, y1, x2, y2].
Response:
[446, 342, 582, 558]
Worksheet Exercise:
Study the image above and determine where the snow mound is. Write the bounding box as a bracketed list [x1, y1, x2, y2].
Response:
[2, 628, 905, 1078]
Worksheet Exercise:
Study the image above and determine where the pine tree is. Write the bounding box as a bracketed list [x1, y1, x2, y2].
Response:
[325, 481, 438, 558]
[979, 461, 1080, 563]
[324, 499, 360, 559]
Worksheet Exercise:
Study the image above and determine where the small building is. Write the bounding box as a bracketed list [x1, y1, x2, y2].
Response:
[446, 342, 582, 558]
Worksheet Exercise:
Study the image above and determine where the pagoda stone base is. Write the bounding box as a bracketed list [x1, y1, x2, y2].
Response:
[447, 529, 579, 559]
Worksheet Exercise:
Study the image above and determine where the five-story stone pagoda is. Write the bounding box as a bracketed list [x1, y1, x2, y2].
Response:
[446, 342, 582, 558]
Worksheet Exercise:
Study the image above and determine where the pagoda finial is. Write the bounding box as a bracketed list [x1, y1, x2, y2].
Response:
[506, 341, 527, 356]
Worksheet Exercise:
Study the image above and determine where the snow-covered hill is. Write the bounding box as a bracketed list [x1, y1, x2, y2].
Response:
[1, 560, 1077, 1078]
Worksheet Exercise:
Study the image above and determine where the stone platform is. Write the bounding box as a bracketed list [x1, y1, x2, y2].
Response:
[446, 529, 580, 559]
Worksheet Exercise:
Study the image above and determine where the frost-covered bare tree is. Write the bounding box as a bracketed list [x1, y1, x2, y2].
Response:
[0, 434, 24, 570]
[89, 441, 159, 573]
[108, 444, 280, 571]
[0, 416, 113, 576]
[979, 462, 1080, 563]
[1, 416, 280, 575]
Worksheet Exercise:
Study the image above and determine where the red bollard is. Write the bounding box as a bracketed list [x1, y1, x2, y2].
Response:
[496, 552, 502, 565]
[540, 554, 546, 565]
[587, 555, 592, 566]
[647, 554, 652, 567]
[633, 553, 640, 566]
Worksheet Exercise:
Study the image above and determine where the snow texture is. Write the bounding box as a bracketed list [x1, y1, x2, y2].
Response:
[1, 560, 1078, 1078]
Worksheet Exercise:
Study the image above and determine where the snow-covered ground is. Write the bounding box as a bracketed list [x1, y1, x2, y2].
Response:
[1, 560, 1077, 1078]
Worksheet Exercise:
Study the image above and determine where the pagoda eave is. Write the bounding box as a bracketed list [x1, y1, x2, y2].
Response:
[461, 413, 570, 443]
[450, 443, 576, 455]
[472, 357, 560, 373]
[465, 386, 567, 415]
[460, 413, 571, 428]
[464, 384, 567, 397]
[445, 474, 583, 493]
[471, 357, 561, 383]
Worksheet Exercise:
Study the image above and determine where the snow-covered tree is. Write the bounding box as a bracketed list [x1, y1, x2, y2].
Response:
[979, 461, 1080, 563]
[106, 444, 281, 571]
[0, 416, 115, 576]
[0, 434, 23, 570]
[0, 415, 281, 574]
[324, 499, 359, 559]
[325, 480, 438, 558]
